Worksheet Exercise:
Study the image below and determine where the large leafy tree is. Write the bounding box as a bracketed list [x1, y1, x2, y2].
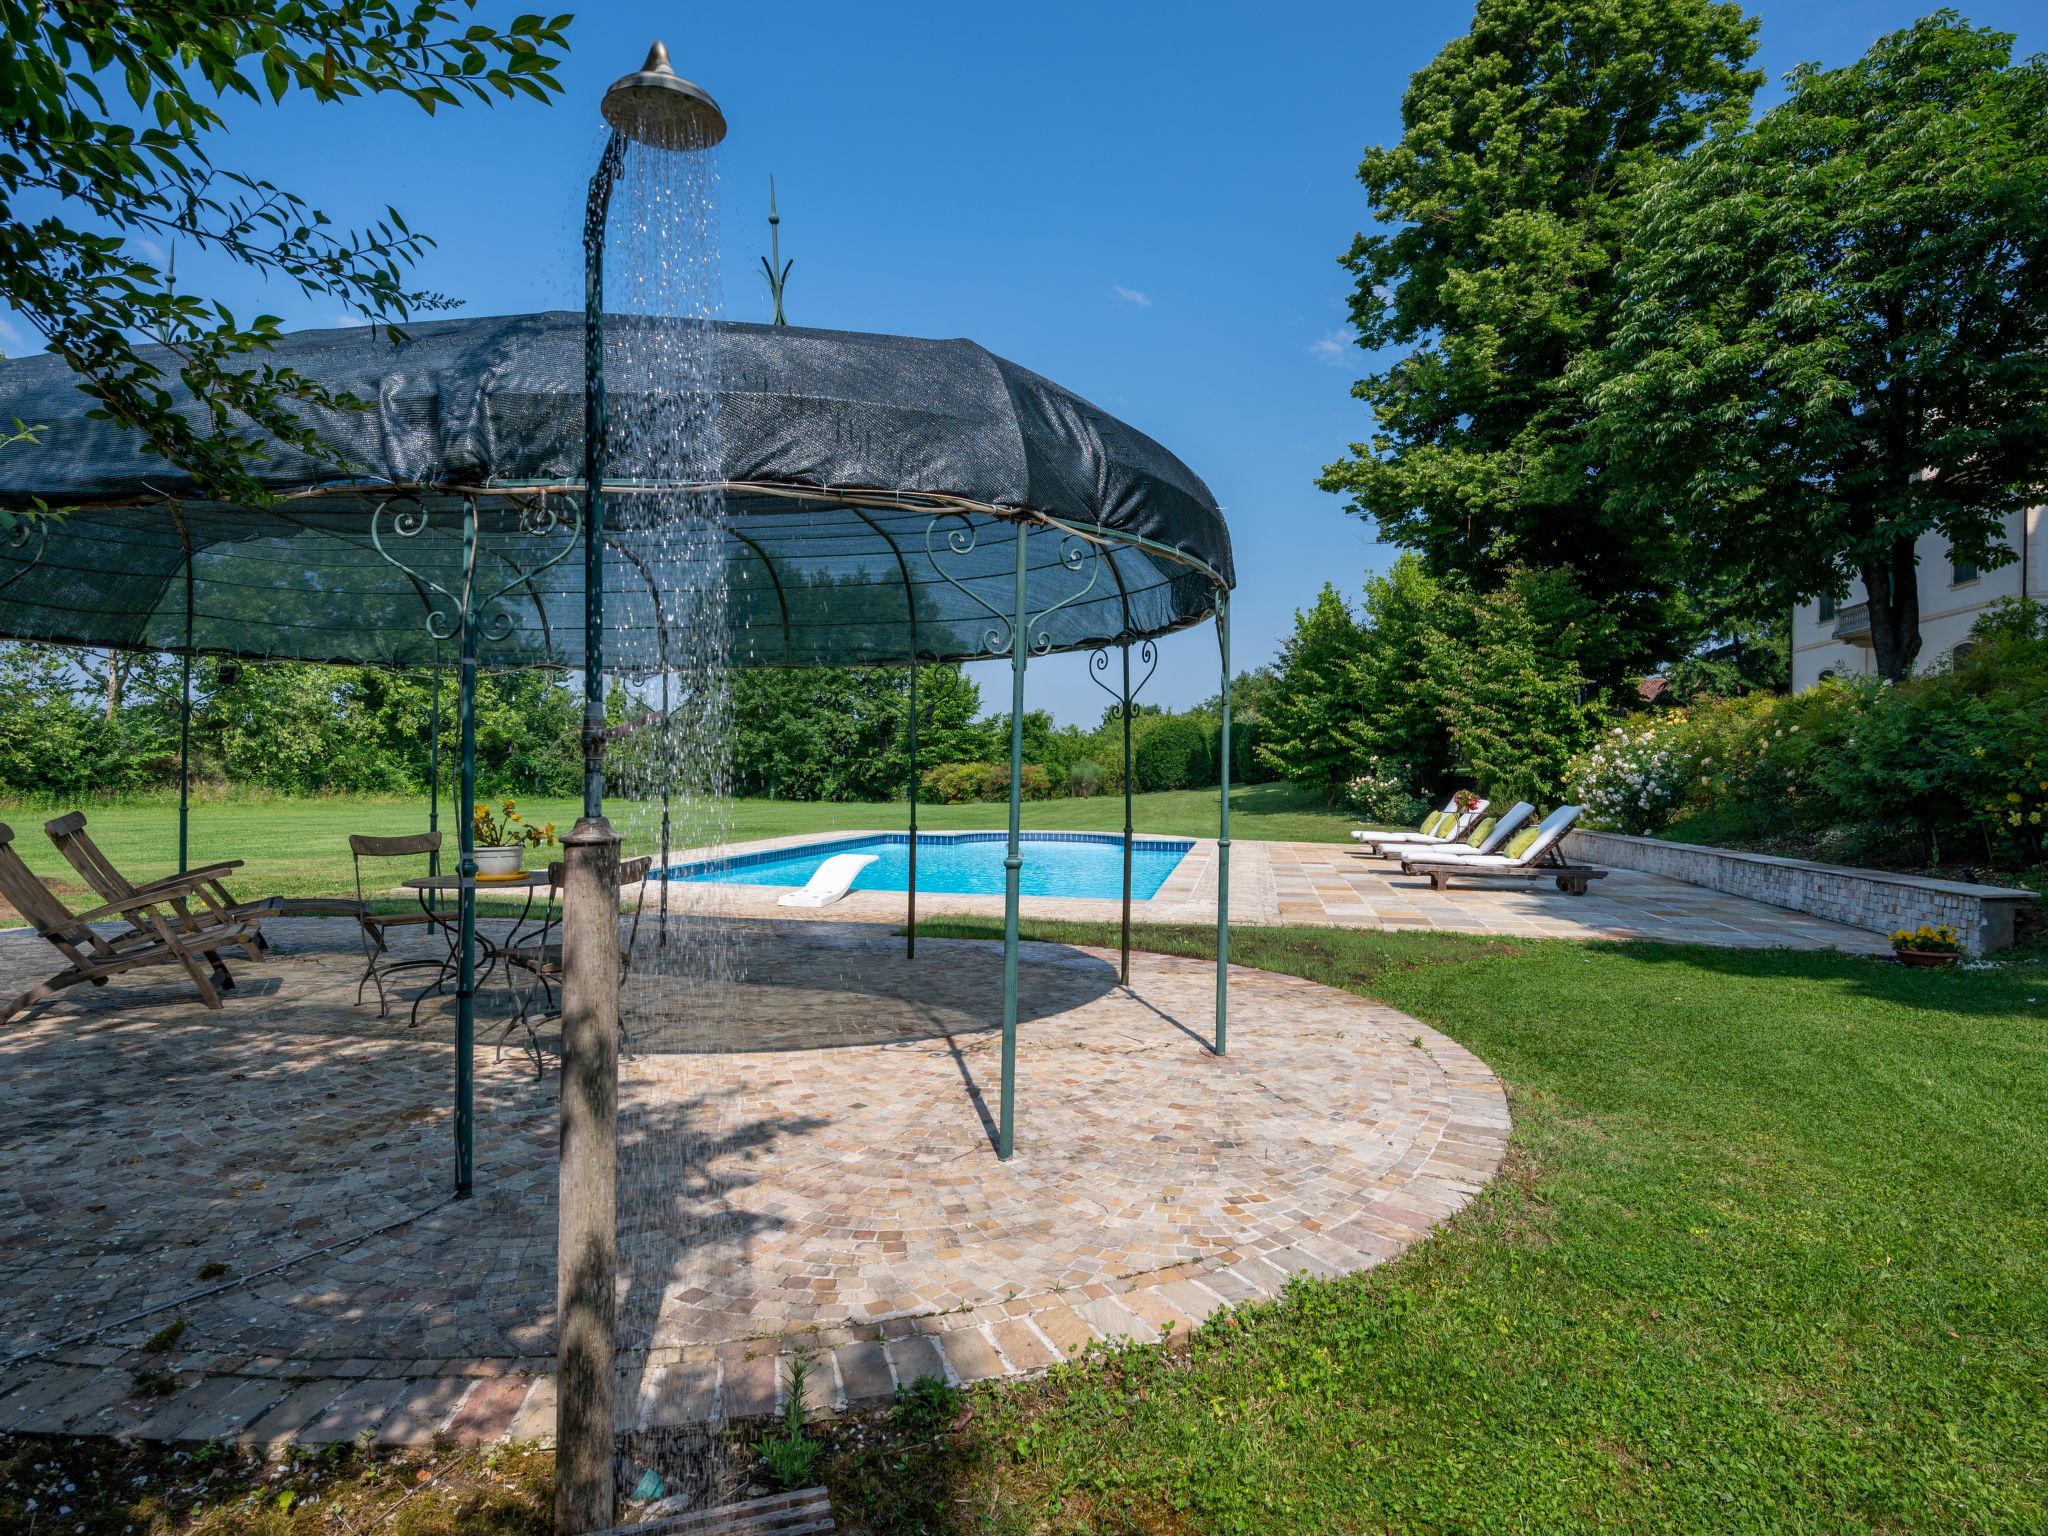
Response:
[1318, 0, 1760, 688]
[1587, 13, 2048, 681]
[1256, 584, 1370, 803]
[0, 3, 569, 502]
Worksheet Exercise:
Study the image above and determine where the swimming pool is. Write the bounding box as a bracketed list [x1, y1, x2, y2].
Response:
[669, 832, 1194, 901]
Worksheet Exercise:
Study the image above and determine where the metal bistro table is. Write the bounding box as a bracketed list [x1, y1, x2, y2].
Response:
[398, 868, 557, 1028]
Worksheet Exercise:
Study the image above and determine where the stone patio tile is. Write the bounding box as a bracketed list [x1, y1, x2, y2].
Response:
[1028, 1304, 1097, 1360]
[831, 1341, 893, 1406]
[932, 1326, 1006, 1386]
[378, 1376, 475, 1444]
[240, 1380, 350, 1445]
[2, 1366, 99, 1428]
[885, 1334, 948, 1388]
[636, 1362, 716, 1430]
[504, 1377, 555, 1442]
[444, 1375, 534, 1441]
[718, 1353, 777, 1421]
[988, 1318, 1058, 1373]
[1073, 1297, 1157, 1346]
[298, 1376, 413, 1443]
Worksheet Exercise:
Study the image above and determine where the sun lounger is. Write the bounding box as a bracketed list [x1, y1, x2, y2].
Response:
[1399, 805, 1607, 894]
[1355, 796, 1491, 853]
[43, 810, 276, 958]
[0, 822, 260, 1024]
[776, 852, 878, 908]
[1379, 800, 1535, 863]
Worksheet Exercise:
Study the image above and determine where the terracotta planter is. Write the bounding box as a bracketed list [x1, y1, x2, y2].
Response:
[473, 844, 525, 877]
[1893, 948, 1960, 968]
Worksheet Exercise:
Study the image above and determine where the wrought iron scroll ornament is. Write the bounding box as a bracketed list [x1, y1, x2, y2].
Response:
[370, 492, 580, 645]
[924, 511, 1015, 654]
[0, 514, 48, 597]
[1025, 534, 1103, 653]
[1086, 636, 1158, 717]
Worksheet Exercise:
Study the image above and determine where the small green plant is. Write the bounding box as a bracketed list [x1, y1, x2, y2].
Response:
[195, 1261, 231, 1281]
[756, 1354, 824, 1492]
[140, 1318, 186, 1353]
[130, 1366, 179, 1398]
[891, 1372, 961, 1436]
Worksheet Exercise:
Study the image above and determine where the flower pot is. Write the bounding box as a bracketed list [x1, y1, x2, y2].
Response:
[474, 844, 525, 878]
[1893, 948, 1960, 968]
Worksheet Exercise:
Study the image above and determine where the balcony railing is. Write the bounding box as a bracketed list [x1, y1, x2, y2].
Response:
[1832, 601, 1872, 643]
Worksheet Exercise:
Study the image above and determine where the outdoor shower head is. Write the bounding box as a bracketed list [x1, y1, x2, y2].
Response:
[601, 40, 727, 150]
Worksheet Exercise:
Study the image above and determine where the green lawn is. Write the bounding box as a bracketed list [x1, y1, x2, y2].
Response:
[0, 781, 1350, 922]
[824, 920, 2048, 1534]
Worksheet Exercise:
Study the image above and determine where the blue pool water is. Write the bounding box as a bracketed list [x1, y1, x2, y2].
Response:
[669, 832, 1194, 900]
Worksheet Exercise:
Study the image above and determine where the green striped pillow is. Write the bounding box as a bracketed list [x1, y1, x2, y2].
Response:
[1505, 824, 1543, 860]
[1463, 816, 1498, 848]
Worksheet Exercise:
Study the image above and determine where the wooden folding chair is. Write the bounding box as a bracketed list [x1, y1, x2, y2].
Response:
[43, 810, 276, 959]
[0, 823, 259, 1025]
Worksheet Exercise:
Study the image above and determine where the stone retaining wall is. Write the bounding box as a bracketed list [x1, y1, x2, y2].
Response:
[1561, 829, 2035, 955]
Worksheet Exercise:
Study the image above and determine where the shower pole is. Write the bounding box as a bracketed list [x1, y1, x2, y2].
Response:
[562, 44, 725, 1536]
[998, 518, 1028, 1160]
[906, 649, 919, 958]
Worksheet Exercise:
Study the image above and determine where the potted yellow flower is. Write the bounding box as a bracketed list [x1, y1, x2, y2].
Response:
[471, 798, 556, 877]
[1889, 923, 1963, 968]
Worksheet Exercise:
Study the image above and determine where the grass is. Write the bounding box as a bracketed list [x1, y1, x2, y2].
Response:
[11, 916, 2040, 1532]
[0, 780, 1348, 924]
[827, 919, 2048, 1534]
[0, 1435, 553, 1536]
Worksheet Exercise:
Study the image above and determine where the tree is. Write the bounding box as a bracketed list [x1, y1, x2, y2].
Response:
[1257, 584, 1369, 803]
[1318, 0, 1760, 690]
[727, 664, 985, 802]
[1350, 554, 1448, 787]
[0, 4, 568, 502]
[1422, 572, 1600, 805]
[1589, 13, 2048, 680]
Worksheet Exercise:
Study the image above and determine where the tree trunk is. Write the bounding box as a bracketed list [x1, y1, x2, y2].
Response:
[1860, 536, 1922, 682]
[104, 652, 124, 720]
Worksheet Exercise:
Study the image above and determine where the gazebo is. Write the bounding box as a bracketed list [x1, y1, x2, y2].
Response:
[0, 312, 1238, 1181]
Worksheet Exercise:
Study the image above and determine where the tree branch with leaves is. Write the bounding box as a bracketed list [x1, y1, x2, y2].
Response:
[0, 2, 571, 503]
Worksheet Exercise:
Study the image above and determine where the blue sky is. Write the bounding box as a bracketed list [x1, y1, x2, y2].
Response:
[10, 1, 2044, 723]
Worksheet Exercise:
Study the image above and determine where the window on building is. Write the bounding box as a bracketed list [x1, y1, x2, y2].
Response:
[1951, 549, 1978, 585]
[1817, 592, 1835, 622]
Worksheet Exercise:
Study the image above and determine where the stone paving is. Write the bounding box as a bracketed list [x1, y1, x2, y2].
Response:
[0, 905, 1507, 1447]
[647, 830, 1892, 954]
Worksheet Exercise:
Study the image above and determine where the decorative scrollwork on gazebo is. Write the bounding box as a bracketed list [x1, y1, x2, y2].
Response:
[369, 493, 580, 644]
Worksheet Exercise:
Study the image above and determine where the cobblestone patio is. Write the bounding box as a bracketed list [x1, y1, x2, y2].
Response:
[0, 907, 1506, 1446]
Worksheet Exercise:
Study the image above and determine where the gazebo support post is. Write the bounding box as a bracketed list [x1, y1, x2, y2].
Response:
[998, 519, 1028, 1160]
[1213, 589, 1230, 1056]
[557, 814, 621, 1536]
[658, 666, 671, 945]
[454, 512, 480, 1197]
[177, 544, 194, 873]
[427, 667, 442, 882]
[906, 650, 918, 959]
[1118, 641, 1133, 984]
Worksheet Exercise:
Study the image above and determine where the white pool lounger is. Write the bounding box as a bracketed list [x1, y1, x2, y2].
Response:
[776, 852, 879, 908]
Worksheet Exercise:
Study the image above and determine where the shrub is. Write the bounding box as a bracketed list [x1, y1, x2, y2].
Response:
[1342, 758, 1427, 824]
[1064, 758, 1103, 797]
[1568, 720, 1694, 835]
[918, 761, 1051, 803]
[1133, 714, 1213, 793]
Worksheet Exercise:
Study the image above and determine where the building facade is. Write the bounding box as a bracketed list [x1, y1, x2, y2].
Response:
[1790, 506, 2045, 691]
